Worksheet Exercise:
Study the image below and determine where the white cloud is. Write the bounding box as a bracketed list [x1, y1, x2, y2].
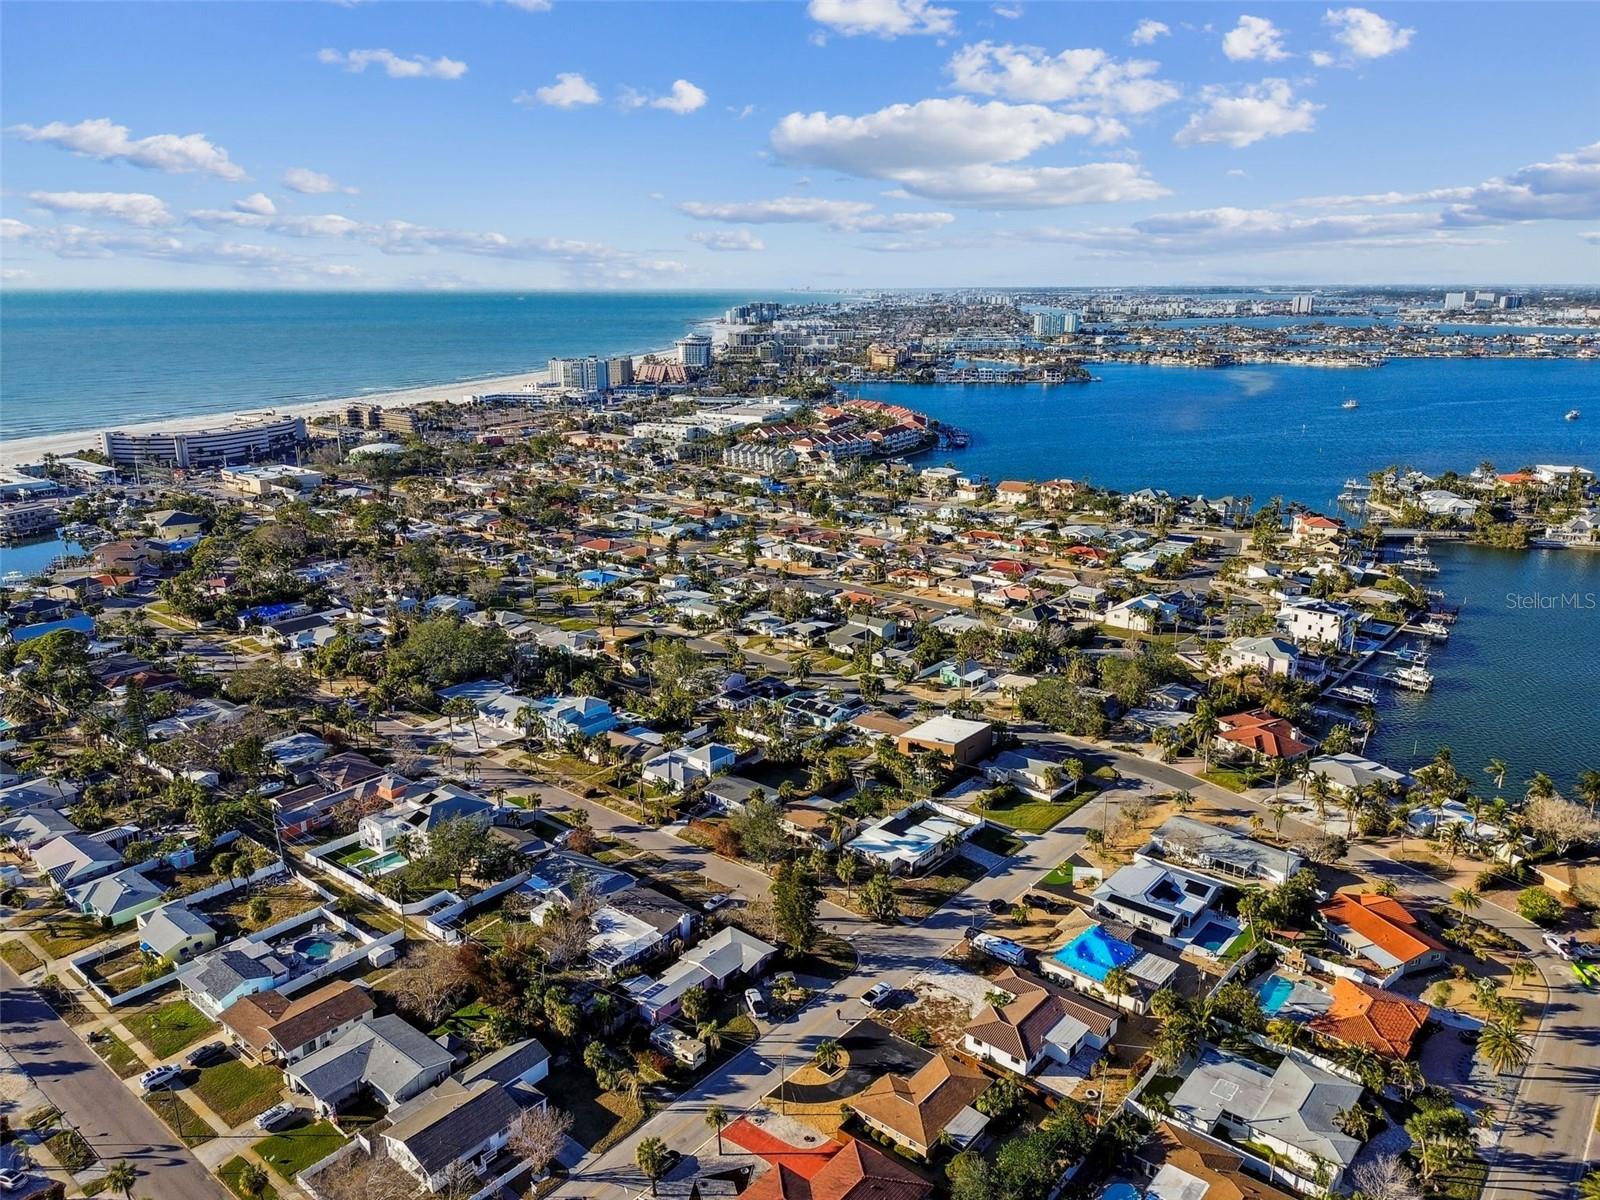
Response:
[1175, 79, 1319, 148]
[1310, 50, 1336, 67]
[771, 96, 1165, 207]
[234, 192, 277, 216]
[282, 166, 355, 194]
[188, 209, 365, 239]
[1324, 7, 1414, 59]
[28, 191, 172, 227]
[1130, 19, 1170, 46]
[678, 196, 955, 232]
[807, 0, 956, 39]
[1442, 141, 1600, 225]
[3, 219, 360, 278]
[503, 0, 552, 10]
[368, 221, 686, 282]
[945, 41, 1180, 115]
[8, 117, 245, 180]
[1222, 15, 1289, 61]
[0, 268, 36, 281]
[993, 4, 1023, 18]
[317, 48, 467, 80]
[774, 97, 1098, 176]
[652, 80, 708, 114]
[523, 72, 601, 108]
[688, 229, 767, 252]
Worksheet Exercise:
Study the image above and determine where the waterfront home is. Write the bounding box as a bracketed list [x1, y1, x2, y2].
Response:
[961, 967, 1119, 1081]
[1215, 710, 1314, 765]
[286, 1013, 453, 1116]
[1318, 892, 1448, 983]
[1220, 635, 1301, 679]
[1309, 752, 1411, 796]
[1418, 490, 1478, 519]
[1145, 816, 1305, 886]
[137, 902, 217, 963]
[1289, 513, 1344, 548]
[1276, 598, 1358, 653]
[220, 979, 376, 1064]
[66, 866, 165, 925]
[1307, 977, 1431, 1059]
[1167, 1047, 1362, 1189]
[849, 1051, 990, 1159]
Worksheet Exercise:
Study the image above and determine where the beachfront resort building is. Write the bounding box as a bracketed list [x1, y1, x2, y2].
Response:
[102, 415, 308, 469]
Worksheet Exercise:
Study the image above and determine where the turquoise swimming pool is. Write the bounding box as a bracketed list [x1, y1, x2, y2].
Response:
[1258, 973, 1297, 1014]
[1054, 925, 1138, 983]
[359, 851, 408, 875]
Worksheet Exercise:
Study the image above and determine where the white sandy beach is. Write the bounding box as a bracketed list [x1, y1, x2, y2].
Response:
[0, 365, 557, 467]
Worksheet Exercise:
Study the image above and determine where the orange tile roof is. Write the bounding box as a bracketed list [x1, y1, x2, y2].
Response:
[1218, 709, 1314, 760]
[739, 1139, 931, 1200]
[724, 1118, 840, 1180]
[1319, 891, 1447, 967]
[849, 1053, 988, 1150]
[1308, 976, 1431, 1058]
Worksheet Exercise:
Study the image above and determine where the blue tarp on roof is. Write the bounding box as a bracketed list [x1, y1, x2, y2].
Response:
[9, 614, 95, 643]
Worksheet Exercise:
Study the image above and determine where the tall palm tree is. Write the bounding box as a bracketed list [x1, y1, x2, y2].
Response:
[1486, 758, 1509, 793]
[1478, 1018, 1533, 1074]
[103, 1162, 138, 1200]
[1452, 886, 1482, 914]
[697, 1021, 723, 1053]
[705, 1104, 729, 1155]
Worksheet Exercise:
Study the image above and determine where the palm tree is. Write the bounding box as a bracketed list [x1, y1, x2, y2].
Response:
[617, 1067, 645, 1107]
[1267, 1017, 1304, 1050]
[705, 1103, 729, 1154]
[1579, 769, 1600, 816]
[697, 1020, 723, 1053]
[1485, 757, 1509, 793]
[103, 1162, 138, 1200]
[1338, 1104, 1375, 1140]
[636, 1136, 671, 1197]
[1579, 1170, 1600, 1200]
[238, 1163, 269, 1199]
[1452, 886, 1481, 914]
[1509, 957, 1536, 987]
[1188, 701, 1220, 771]
[1389, 1057, 1425, 1100]
[1478, 1018, 1533, 1074]
[1102, 965, 1135, 1006]
[814, 1039, 842, 1073]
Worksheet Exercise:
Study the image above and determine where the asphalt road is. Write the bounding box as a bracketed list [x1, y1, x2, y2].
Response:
[0, 964, 226, 1200]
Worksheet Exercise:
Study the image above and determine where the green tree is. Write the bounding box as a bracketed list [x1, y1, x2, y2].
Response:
[103, 1161, 138, 1200]
[1516, 886, 1564, 925]
[705, 1103, 729, 1154]
[860, 870, 900, 923]
[771, 862, 820, 953]
[635, 1136, 671, 1196]
[1478, 1018, 1533, 1074]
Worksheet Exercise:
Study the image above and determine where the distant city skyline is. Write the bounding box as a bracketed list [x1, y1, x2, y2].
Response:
[2, 0, 1596, 289]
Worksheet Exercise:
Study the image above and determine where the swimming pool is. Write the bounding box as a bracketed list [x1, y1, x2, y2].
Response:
[1189, 918, 1239, 955]
[293, 935, 336, 963]
[359, 851, 408, 875]
[1054, 925, 1139, 983]
[1101, 1183, 1143, 1200]
[1258, 973, 1297, 1015]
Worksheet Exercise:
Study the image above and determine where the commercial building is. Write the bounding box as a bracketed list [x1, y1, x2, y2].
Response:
[675, 333, 713, 369]
[1291, 294, 1314, 315]
[896, 714, 993, 765]
[102, 414, 308, 468]
[1032, 311, 1066, 336]
[548, 356, 610, 392]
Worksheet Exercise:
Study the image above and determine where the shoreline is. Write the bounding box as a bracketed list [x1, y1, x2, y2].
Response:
[0, 342, 667, 467]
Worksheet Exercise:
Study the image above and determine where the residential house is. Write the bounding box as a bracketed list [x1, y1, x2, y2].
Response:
[285, 1013, 454, 1115]
[221, 980, 376, 1064]
[33, 832, 125, 889]
[1289, 514, 1344, 548]
[381, 1076, 546, 1194]
[1307, 977, 1431, 1059]
[895, 715, 992, 766]
[961, 968, 1119, 1079]
[642, 743, 737, 791]
[1220, 636, 1301, 680]
[0, 808, 78, 851]
[981, 748, 1073, 801]
[0, 777, 80, 814]
[538, 695, 619, 741]
[180, 941, 296, 1017]
[66, 866, 165, 925]
[1133, 1122, 1299, 1200]
[627, 926, 778, 1024]
[137, 902, 217, 963]
[1106, 594, 1179, 634]
[1091, 862, 1223, 940]
[1215, 710, 1314, 765]
[1318, 892, 1448, 982]
[848, 1051, 990, 1159]
[848, 803, 979, 876]
[1145, 816, 1304, 886]
[740, 1137, 932, 1200]
[1275, 599, 1357, 653]
[1167, 1048, 1362, 1188]
[1308, 753, 1410, 796]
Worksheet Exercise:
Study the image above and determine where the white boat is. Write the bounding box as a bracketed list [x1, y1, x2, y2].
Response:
[1394, 664, 1434, 691]
[1341, 399, 1360, 410]
[1399, 555, 1439, 574]
[1415, 620, 1451, 639]
[1567, 409, 1581, 421]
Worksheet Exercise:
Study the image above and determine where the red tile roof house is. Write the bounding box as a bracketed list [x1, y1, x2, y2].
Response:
[740, 1138, 931, 1200]
[1318, 892, 1449, 983]
[1308, 976, 1433, 1058]
[1215, 709, 1315, 764]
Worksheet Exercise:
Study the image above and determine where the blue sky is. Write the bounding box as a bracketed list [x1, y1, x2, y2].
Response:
[3, 0, 1596, 288]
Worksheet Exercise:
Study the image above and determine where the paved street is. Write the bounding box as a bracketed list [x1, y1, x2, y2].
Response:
[0, 963, 226, 1200]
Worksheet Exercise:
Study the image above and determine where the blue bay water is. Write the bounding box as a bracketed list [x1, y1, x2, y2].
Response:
[0, 289, 790, 441]
[858, 361, 1600, 788]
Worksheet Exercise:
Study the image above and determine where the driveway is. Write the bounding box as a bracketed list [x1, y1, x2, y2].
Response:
[772, 1019, 933, 1105]
[0, 963, 225, 1200]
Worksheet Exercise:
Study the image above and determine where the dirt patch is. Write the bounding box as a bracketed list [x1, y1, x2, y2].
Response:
[885, 988, 975, 1049]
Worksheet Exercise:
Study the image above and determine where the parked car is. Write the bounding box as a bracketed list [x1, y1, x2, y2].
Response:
[185, 1041, 228, 1069]
[863, 983, 894, 1009]
[255, 1103, 297, 1132]
[1543, 932, 1574, 959]
[744, 988, 769, 1020]
[0, 1166, 29, 1192]
[987, 898, 1011, 916]
[702, 893, 733, 913]
[139, 1064, 183, 1092]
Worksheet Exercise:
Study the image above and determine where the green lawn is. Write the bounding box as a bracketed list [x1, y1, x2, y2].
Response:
[430, 999, 491, 1040]
[969, 824, 1026, 858]
[972, 787, 1095, 833]
[896, 856, 987, 920]
[219, 1156, 282, 1200]
[332, 846, 376, 868]
[1042, 863, 1074, 886]
[192, 1057, 286, 1126]
[30, 912, 115, 959]
[1201, 767, 1258, 794]
[125, 998, 216, 1058]
[143, 1091, 215, 1147]
[91, 1032, 145, 1079]
[0, 938, 43, 974]
[254, 1119, 349, 1181]
[1220, 926, 1259, 964]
